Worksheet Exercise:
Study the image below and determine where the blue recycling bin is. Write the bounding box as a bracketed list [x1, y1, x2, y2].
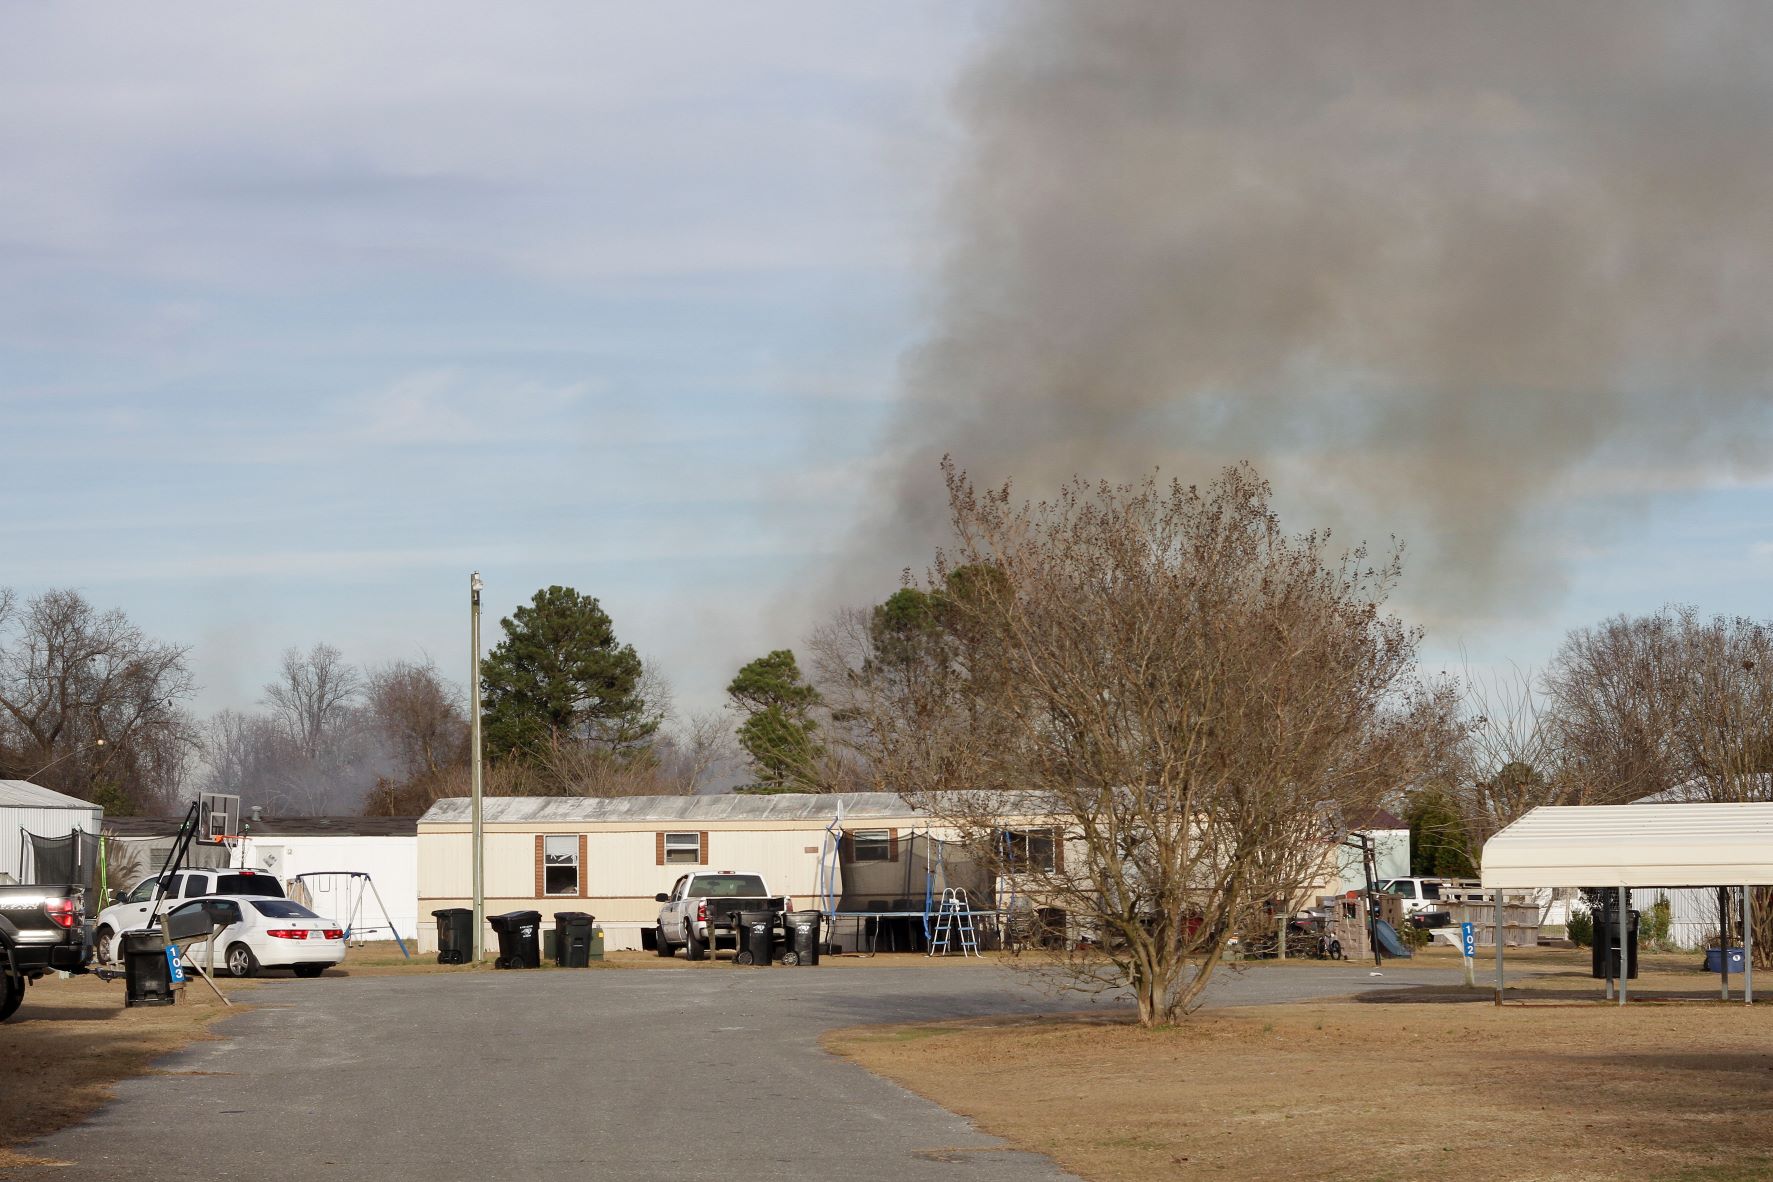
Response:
[1704, 947, 1746, 973]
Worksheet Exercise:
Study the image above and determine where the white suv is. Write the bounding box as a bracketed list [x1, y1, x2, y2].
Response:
[93, 868, 285, 964]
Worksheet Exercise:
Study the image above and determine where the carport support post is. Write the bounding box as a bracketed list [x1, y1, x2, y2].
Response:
[1493, 890, 1504, 1006]
[1744, 885, 1754, 1006]
[1617, 886, 1628, 1007]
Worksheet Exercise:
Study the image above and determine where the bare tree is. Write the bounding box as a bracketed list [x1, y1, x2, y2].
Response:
[1542, 612, 1687, 807]
[1433, 664, 1562, 852]
[263, 643, 363, 759]
[1534, 608, 1773, 961]
[653, 710, 738, 794]
[517, 702, 734, 798]
[365, 658, 467, 782]
[838, 462, 1457, 1025]
[0, 587, 199, 812]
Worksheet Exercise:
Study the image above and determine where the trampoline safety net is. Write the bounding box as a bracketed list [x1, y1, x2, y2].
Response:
[835, 832, 994, 912]
[24, 828, 100, 891]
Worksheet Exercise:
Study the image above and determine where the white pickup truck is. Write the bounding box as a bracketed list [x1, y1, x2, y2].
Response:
[93, 867, 285, 964]
[653, 871, 787, 961]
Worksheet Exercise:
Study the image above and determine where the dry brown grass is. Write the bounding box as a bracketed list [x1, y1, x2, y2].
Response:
[827, 950, 1773, 1182]
[0, 973, 253, 1170]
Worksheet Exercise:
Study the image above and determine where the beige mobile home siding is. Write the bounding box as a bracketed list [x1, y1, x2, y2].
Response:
[416, 795, 940, 952]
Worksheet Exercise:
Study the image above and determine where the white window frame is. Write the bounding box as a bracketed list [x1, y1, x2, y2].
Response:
[543, 834, 580, 896]
[850, 829, 892, 863]
[663, 832, 702, 865]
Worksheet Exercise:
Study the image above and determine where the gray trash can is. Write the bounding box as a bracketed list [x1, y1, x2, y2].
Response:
[553, 912, 596, 967]
[489, 910, 542, 969]
[432, 907, 474, 965]
[785, 910, 822, 966]
[1591, 907, 1639, 981]
[737, 909, 776, 966]
[123, 929, 176, 1007]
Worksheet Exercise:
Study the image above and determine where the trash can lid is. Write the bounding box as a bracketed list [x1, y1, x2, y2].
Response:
[553, 911, 592, 922]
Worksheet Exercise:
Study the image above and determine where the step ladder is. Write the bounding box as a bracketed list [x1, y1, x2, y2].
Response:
[928, 888, 981, 957]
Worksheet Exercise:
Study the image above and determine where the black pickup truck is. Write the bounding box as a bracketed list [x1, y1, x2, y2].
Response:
[1, 883, 93, 1021]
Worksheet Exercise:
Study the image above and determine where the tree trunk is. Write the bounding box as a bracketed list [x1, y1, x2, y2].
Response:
[1753, 887, 1773, 972]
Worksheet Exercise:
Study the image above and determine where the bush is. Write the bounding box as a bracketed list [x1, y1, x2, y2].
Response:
[1567, 910, 1593, 947]
[1642, 896, 1672, 949]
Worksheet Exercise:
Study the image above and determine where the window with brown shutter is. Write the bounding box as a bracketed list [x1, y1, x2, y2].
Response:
[656, 831, 666, 866]
[579, 834, 589, 898]
[542, 834, 580, 896]
[663, 831, 703, 865]
[534, 834, 545, 896]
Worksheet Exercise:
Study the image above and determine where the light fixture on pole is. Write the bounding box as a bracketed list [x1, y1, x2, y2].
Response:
[27, 738, 106, 780]
[470, 571, 485, 963]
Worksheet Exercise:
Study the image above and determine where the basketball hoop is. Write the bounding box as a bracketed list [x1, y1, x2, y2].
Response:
[196, 792, 241, 848]
[216, 834, 246, 870]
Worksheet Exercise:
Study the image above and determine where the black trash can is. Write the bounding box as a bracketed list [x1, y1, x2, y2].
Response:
[738, 909, 776, 967]
[553, 912, 596, 968]
[784, 910, 822, 966]
[432, 907, 475, 965]
[1591, 907, 1640, 981]
[488, 910, 542, 969]
[123, 929, 176, 1007]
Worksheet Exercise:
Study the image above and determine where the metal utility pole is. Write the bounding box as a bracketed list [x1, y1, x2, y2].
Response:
[470, 571, 485, 963]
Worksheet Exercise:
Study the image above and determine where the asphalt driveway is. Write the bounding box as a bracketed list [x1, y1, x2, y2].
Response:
[16, 959, 1464, 1181]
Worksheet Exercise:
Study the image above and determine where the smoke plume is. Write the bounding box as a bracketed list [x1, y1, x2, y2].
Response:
[873, 1, 1773, 621]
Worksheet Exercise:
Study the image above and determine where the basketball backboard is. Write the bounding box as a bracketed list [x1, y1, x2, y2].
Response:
[196, 792, 240, 845]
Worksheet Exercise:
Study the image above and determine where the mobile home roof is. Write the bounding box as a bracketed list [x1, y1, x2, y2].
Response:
[419, 792, 921, 826]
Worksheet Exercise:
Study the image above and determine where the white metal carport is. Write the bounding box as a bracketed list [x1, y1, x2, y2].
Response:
[1481, 803, 1773, 1006]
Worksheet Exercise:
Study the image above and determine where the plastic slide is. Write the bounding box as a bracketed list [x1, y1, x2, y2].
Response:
[1373, 919, 1413, 959]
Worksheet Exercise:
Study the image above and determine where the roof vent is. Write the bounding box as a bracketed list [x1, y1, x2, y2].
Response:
[249, 805, 264, 823]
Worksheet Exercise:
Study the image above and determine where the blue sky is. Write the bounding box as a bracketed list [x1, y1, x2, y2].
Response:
[3, 1, 1770, 723]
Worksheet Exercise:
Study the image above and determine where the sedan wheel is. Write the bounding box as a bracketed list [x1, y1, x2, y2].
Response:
[225, 943, 260, 979]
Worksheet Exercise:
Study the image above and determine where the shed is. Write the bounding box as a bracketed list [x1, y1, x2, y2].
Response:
[1, 780, 103, 885]
[1482, 803, 1773, 1003]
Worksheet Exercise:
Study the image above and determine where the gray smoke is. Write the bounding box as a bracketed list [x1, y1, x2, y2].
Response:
[871, 1, 1773, 621]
